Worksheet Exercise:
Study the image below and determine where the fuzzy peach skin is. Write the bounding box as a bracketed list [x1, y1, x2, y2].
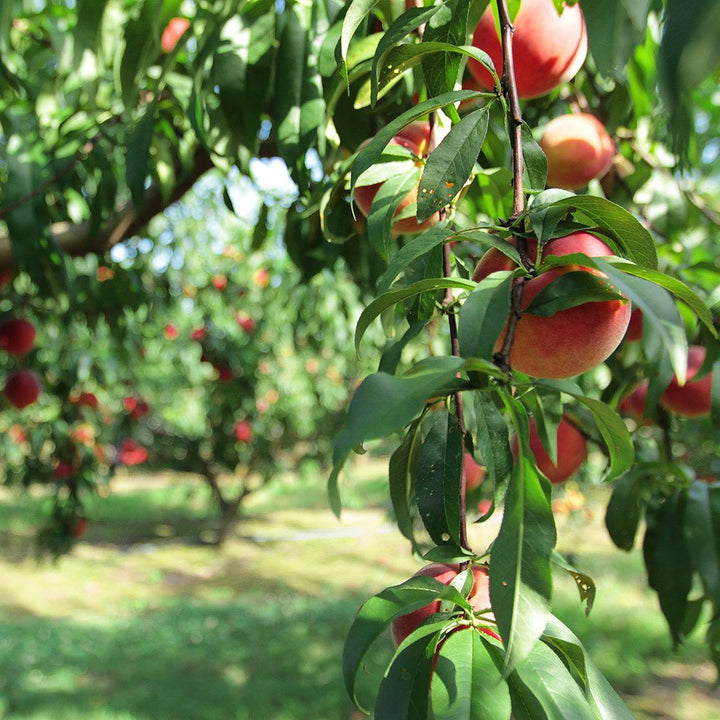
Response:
[467, 0, 587, 100]
[660, 345, 712, 418]
[472, 231, 632, 379]
[512, 416, 587, 484]
[540, 113, 615, 190]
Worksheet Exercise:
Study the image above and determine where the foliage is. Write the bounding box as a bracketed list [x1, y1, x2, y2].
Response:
[1, 0, 720, 717]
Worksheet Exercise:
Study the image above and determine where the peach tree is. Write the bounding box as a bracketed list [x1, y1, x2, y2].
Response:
[0, 0, 720, 716]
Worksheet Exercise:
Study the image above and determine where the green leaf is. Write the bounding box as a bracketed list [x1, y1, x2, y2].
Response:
[643, 491, 694, 646]
[351, 89, 493, 190]
[473, 392, 513, 492]
[582, 0, 652, 75]
[416, 411, 464, 547]
[417, 107, 490, 222]
[424, 544, 476, 564]
[366, 166, 422, 257]
[535, 382, 634, 480]
[332, 357, 467, 465]
[389, 419, 424, 549]
[377, 223, 454, 293]
[521, 121, 548, 192]
[543, 616, 636, 719]
[501, 641, 600, 720]
[119, 1, 158, 108]
[74, 0, 108, 59]
[605, 473, 645, 551]
[525, 270, 626, 318]
[125, 102, 158, 210]
[340, 0, 380, 61]
[551, 552, 596, 617]
[458, 272, 512, 360]
[490, 400, 556, 674]
[374, 42, 496, 101]
[432, 630, 512, 720]
[370, 5, 442, 106]
[606, 259, 717, 338]
[420, 0, 475, 113]
[684, 481, 720, 605]
[273, 4, 308, 169]
[343, 576, 471, 711]
[375, 624, 444, 720]
[528, 194, 658, 269]
[355, 277, 476, 352]
[592, 264, 688, 406]
[659, 0, 720, 158]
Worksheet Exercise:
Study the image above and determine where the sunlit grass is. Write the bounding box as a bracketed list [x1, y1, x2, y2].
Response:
[0, 460, 718, 719]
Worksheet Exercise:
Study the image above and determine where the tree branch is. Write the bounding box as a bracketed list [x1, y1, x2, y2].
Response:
[0, 146, 214, 271]
[493, 0, 530, 379]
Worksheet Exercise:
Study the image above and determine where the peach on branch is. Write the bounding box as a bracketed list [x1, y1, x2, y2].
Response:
[161, 17, 190, 53]
[463, 452, 486, 490]
[539, 113, 615, 190]
[354, 122, 441, 236]
[390, 563, 497, 648]
[618, 381, 650, 424]
[659, 345, 712, 418]
[467, 0, 587, 100]
[118, 439, 148, 465]
[512, 416, 587, 484]
[4, 368, 41, 409]
[0, 317, 36, 357]
[234, 419, 253, 443]
[472, 232, 631, 379]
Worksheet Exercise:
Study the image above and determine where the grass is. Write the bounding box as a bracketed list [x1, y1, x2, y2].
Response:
[0, 457, 718, 719]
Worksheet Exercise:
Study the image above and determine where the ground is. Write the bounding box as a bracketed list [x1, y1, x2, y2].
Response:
[0, 457, 717, 719]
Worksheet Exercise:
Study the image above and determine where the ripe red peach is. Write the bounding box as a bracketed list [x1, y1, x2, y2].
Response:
[463, 453, 486, 490]
[390, 563, 497, 647]
[472, 232, 631, 379]
[161, 17, 190, 53]
[659, 346, 712, 418]
[4, 368, 41, 409]
[354, 122, 441, 236]
[512, 416, 587, 484]
[618, 381, 650, 424]
[539, 113, 615, 190]
[0, 317, 36, 357]
[467, 0, 587, 99]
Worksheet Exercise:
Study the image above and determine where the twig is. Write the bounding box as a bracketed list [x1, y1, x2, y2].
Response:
[492, 0, 531, 378]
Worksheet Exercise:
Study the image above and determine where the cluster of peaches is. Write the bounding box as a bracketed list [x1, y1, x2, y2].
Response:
[371, 0, 713, 644]
[1, 316, 41, 409]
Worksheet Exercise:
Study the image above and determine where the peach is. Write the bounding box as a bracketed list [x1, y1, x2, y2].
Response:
[472, 232, 631, 379]
[467, 0, 587, 99]
[234, 419, 253, 443]
[4, 368, 41, 409]
[0, 317, 36, 357]
[354, 122, 441, 236]
[161, 17, 190, 53]
[512, 416, 587, 484]
[618, 381, 650, 424]
[539, 113, 615, 190]
[463, 452, 486, 490]
[391, 563, 497, 647]
[659, 346, 712, 418]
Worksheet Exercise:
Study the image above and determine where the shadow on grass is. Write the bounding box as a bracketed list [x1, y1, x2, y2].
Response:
[0, 594, 386, 720]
